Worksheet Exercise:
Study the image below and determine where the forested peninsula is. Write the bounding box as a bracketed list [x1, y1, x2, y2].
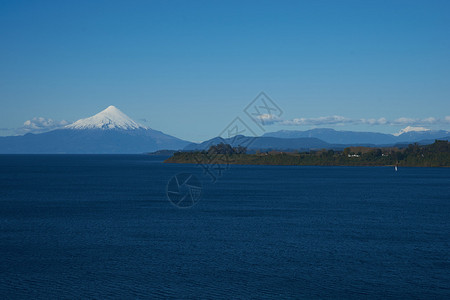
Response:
[164, 140, 450, 167]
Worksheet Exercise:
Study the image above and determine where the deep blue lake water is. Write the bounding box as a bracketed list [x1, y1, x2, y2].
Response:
[0, 155, 449, 299]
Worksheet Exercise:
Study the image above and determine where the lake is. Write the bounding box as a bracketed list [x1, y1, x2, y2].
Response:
[0, 155, 449, 299]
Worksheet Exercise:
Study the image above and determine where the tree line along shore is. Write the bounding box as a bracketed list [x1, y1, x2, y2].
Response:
[164, 140, 450, 167]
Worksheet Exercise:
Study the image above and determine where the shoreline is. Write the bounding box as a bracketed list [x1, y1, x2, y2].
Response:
[164, 160, 449, 168]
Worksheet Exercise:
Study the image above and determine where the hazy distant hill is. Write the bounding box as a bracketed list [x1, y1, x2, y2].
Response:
[184, 135, 330, 152]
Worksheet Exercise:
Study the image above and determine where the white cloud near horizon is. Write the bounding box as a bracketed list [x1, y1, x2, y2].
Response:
[256, 113, 282, 125]
[256, 114, 450, 127]
[282, 115, 353, 126]
[17, 117, 69, 134]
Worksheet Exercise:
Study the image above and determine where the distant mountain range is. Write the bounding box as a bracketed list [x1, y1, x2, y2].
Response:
[184, 128, 450, 152]
[263, 128, 450, 145]
[1, 106, 449, 154]
[0, 106, 189, 154]
[184, 136, 330, 152]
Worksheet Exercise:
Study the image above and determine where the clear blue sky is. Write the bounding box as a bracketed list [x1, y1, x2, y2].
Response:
[1, 0, 449, 141]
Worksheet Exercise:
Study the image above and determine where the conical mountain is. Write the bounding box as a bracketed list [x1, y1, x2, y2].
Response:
[66, 106, 147, 130]
[0, 106, 190, 153]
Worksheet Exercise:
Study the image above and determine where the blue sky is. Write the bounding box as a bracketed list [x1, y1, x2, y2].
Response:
[1, 0, 449, 141]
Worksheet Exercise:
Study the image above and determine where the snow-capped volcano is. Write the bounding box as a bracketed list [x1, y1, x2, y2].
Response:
[393, 126, 430, 136]
[66, 105, 147, 130]
[0, 105, 190, 153]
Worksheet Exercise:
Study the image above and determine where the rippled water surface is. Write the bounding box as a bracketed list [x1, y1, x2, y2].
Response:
[0, 155, 449, 299]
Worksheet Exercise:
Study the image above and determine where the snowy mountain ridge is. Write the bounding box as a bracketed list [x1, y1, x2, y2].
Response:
[393, 126, 431, 136]
[65, 105, 147, 130]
